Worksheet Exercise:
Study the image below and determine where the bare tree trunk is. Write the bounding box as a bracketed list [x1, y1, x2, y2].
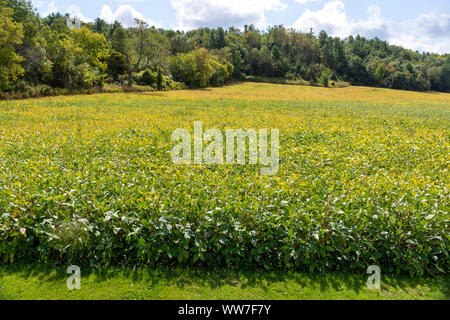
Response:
[126, 54, 133, 87]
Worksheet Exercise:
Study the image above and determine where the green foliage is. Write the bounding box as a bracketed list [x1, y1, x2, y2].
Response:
[170, 48, 230, 88]
[1, 0, 450, 94]
[140, 69, 155, 86]
[0, 5, 25, 91]
[111, 26, 128, 55]
[440, 60, 450, 92]
[42, 12, 70, 35]
[70, 27, 109, 71]
[319, 68, 332, 87]
[135, 67, 180, 90]
[156, 66, 163, 90]
[107, 51, 127, 82]
[374, 63, 387, 85]
[0, 84, 448, 275]
[46, 36, 88, 88]
[70, 26, 109, 86]
[227, 32, 246, 79]
[40, 26, 109, 89]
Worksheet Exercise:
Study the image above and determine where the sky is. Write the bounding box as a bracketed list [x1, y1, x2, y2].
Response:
[31, 0, 450, 54]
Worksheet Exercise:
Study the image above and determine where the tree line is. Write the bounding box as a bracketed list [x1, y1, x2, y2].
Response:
[1, 0, 450, 97]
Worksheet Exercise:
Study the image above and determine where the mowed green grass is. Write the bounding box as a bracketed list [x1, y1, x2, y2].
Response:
[0, 83, 449, 299]
[0, 264, 448, 300]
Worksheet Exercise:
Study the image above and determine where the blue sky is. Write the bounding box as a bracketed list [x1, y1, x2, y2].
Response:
[31, 0, 450, 53]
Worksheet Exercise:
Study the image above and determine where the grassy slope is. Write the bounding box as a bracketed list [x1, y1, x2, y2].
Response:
[0, 264, 448, 300]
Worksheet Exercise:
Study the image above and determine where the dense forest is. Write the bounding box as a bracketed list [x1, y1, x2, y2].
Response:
[1, 0, 450, 98]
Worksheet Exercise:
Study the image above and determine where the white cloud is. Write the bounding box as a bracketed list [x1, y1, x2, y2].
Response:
[291, 0, 450, 54]
[292, 0, 349, 37]
[33, 0, 45, 9]
[100, 5, 157, 27]
[351, 5, 389, 40]
[295, 0, 320, 4]
[414, 13, 450, 38]
[171, 0, 287, 30]
[66, 5, 93, 23]
[43, 1, 57, 16]
[390, 13, 450, 53]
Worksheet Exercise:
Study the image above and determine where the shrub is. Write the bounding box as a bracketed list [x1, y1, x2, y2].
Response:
[319, 68, 333, 87]
[140, 69, 156, 86]
[170, 48, 231, 88]
[107, 51, 127, 82]
[1, 206, 448, 275]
